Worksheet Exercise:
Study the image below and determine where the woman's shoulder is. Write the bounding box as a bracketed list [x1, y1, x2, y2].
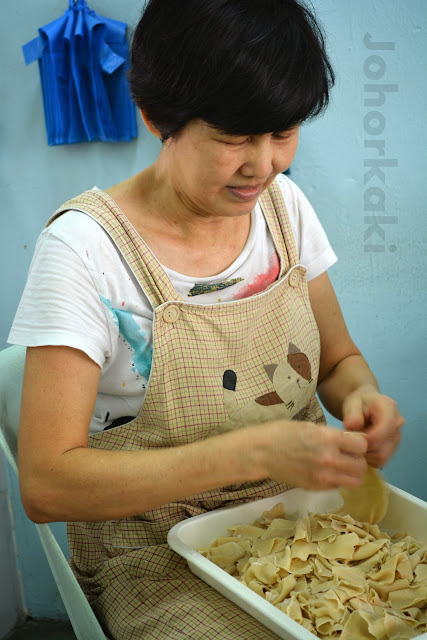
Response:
[270, 173, 337, 280]
[269, 173, 317, 233]
[43, 198, 121, 263]
[46, 206, 104, 235]
[274, 173, 310, 212]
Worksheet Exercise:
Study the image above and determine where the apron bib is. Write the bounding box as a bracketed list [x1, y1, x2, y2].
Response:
[49, 180, 325, 639]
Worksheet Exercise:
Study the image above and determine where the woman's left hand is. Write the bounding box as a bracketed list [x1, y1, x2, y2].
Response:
[342, 385, 405, 468]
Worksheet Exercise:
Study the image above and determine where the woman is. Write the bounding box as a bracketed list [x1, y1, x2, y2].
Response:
[10, 0, 404, 638]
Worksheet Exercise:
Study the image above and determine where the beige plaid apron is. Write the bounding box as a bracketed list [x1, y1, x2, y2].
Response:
[50, 180, 325, 639]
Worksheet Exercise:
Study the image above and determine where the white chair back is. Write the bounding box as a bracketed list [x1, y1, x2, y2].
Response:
[0, 346, 107, 640]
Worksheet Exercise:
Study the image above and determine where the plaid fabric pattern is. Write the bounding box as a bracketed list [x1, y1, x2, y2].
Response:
[52, 181, 325, 639]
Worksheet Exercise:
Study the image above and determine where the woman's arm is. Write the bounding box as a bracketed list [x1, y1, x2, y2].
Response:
[18, 345, 263, 523]
[308, 271, 377, 416]
[19, 344, 368, 523]
[308, 271, 404, 466]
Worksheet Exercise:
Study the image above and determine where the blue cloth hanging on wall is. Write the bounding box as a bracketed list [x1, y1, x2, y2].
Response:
[22, 0, 138, 145]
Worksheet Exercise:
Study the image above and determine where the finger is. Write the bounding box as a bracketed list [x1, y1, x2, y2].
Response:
[339, 430, 368, 456]
[366, 432, 401, 468]
[334, 451, 368, 478]
[318, 435, 367, 477]
[367, 427, 401, 465]
[311, 465, 367, 491]
[361, 397, 400, 451]
[365, 422, 399, 456]
[342, 395, 366, 431]
[336, 472, 367, 490]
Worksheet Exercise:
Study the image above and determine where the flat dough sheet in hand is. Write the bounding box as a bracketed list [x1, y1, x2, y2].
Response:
[339, 466, 389, 525]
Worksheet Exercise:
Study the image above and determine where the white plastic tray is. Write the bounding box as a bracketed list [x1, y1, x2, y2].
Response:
[168, 485, 427, 640]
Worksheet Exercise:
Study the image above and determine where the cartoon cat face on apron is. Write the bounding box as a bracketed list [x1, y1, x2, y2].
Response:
[48, 180, 325, 640]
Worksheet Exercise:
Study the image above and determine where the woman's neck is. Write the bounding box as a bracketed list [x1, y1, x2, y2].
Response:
[105, 167, 252, 277]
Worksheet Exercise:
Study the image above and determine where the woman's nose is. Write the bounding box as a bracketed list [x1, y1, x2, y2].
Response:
[240, 137, 274, 179]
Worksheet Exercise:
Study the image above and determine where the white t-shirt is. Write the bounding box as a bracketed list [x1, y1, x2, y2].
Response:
[8, 174, 337, 434]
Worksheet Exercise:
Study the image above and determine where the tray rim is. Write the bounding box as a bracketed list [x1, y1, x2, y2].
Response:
[167, 483, 427, 640]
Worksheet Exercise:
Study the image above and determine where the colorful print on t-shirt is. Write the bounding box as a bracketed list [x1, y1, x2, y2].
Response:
[232, 252, 280, 299]
[187, 278, 244, 297]
[100, 295, 153, 379]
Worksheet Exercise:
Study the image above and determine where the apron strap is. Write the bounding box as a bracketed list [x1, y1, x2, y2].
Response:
[259, 180, 300, 278]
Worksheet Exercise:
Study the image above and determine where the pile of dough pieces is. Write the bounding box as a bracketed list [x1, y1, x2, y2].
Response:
[199, 503, 427, 639]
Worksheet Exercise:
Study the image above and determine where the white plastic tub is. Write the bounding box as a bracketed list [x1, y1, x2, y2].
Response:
[168, 485, 427, 640]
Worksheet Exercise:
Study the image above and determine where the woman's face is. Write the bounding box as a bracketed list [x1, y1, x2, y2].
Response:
[161, 119, 300, 219]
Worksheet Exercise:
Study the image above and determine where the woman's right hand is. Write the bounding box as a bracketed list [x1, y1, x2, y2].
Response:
[248, 420, 368, 491]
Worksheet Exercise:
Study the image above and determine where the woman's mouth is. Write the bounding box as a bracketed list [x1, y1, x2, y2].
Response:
[226, 184, 262, 201]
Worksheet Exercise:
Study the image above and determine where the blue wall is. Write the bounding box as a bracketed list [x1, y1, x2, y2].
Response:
[0, 0, 426, 622]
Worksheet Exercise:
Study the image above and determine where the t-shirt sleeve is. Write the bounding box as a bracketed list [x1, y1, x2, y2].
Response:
[8, 229, 112, 367]
[276, 174, 337, 281]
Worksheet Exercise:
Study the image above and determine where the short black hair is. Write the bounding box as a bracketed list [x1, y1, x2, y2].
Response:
[129, 0, 335, 140]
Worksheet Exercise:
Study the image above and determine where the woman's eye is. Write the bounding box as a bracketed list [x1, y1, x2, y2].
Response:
[225, 137, 249, 145]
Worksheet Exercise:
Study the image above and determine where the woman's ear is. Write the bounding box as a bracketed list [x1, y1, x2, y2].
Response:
[139, 110, 163, 139]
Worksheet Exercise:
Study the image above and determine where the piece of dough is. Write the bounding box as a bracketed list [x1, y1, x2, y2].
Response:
[339, 466, 389, 524]
[199, 503, 427, 640]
